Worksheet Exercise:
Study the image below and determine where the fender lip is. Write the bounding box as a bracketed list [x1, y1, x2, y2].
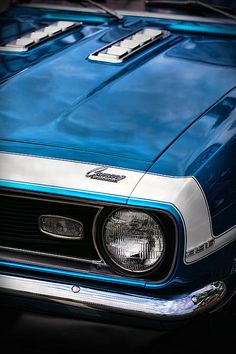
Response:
[0, 273, 226, 321]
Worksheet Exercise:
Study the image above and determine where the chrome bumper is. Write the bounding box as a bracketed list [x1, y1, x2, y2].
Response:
[0, 274, 226, 322]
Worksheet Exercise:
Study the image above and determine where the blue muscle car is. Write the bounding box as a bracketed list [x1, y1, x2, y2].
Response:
[0, 0, 235, 329]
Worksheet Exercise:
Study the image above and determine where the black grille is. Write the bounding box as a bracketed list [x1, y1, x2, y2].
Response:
[0, 192, 101, 261]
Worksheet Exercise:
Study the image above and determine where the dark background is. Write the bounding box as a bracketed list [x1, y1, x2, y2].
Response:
[1, 295, 236, 353]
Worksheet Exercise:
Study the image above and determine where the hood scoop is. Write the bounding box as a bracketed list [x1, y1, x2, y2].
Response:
[0, 21, 81, 52]
[88, 27, 170, 63]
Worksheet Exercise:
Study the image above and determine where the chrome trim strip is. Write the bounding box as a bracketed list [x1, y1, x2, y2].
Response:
[18, 3, 236, 25]
[0, 245, 103, 265]
[0, 274, 226, 319]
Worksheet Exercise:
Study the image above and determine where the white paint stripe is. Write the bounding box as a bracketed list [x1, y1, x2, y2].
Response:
[0, 152, 144, 199]
[130, 173, 236, 263]
[130, 174, 212, 249]
[0, 152, 235, 263]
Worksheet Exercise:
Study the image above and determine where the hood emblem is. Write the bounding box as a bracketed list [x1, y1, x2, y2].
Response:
[86, 167, 126, 183]
[39, 215, 83, 239]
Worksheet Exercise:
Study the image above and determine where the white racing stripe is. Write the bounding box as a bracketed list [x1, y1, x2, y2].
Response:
[0, 152, 235, 263]
[129, 173, 236, 263]
[0, 152, 144, 199]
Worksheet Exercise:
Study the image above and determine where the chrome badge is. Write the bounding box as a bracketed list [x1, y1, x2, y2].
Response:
[39, 215, 83, 239]
[86, 167, 126, 183]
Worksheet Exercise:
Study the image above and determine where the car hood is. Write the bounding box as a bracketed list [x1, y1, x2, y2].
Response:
[1, 10, 236, 172]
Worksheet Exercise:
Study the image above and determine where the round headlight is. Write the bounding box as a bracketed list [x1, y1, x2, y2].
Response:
[101, 209, 165, 274]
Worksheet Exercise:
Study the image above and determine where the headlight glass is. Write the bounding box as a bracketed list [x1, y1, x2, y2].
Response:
[102, 209, 165, 274]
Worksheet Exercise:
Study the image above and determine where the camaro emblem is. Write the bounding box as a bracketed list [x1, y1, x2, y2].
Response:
[39, 215, 83, 239]
[86, 167, 126, 183]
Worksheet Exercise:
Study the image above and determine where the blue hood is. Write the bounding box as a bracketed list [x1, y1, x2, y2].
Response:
[1, 9, 236, 171]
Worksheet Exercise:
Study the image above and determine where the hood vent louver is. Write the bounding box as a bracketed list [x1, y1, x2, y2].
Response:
[0, 21, 81, 53]
[88, 27, 170, 63]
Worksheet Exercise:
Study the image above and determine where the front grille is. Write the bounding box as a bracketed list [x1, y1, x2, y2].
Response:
[0, 189, 177, 284]
[0, 191, 101, 261]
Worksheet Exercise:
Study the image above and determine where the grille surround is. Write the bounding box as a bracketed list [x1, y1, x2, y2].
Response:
[0, 189, 178, 283]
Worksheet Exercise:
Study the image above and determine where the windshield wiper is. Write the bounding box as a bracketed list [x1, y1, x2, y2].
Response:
[145, 1, 236, 21]
[68, 0, 123, 21]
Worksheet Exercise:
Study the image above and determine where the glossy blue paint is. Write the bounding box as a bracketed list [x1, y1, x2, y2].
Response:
[0, 260, 179, 289]
[0, 179, 128, 205]
[40, 12, 111, 24]
[0, 260, 146, 287]
[0, 140, 150, 171]
[151, 88, 236, 235]
[1, 236, 236, 291]
[168, 22, 236, 37]
[1, 7, 236, 169]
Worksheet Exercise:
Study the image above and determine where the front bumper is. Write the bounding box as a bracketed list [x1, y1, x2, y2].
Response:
[0, 274, 227, 325]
